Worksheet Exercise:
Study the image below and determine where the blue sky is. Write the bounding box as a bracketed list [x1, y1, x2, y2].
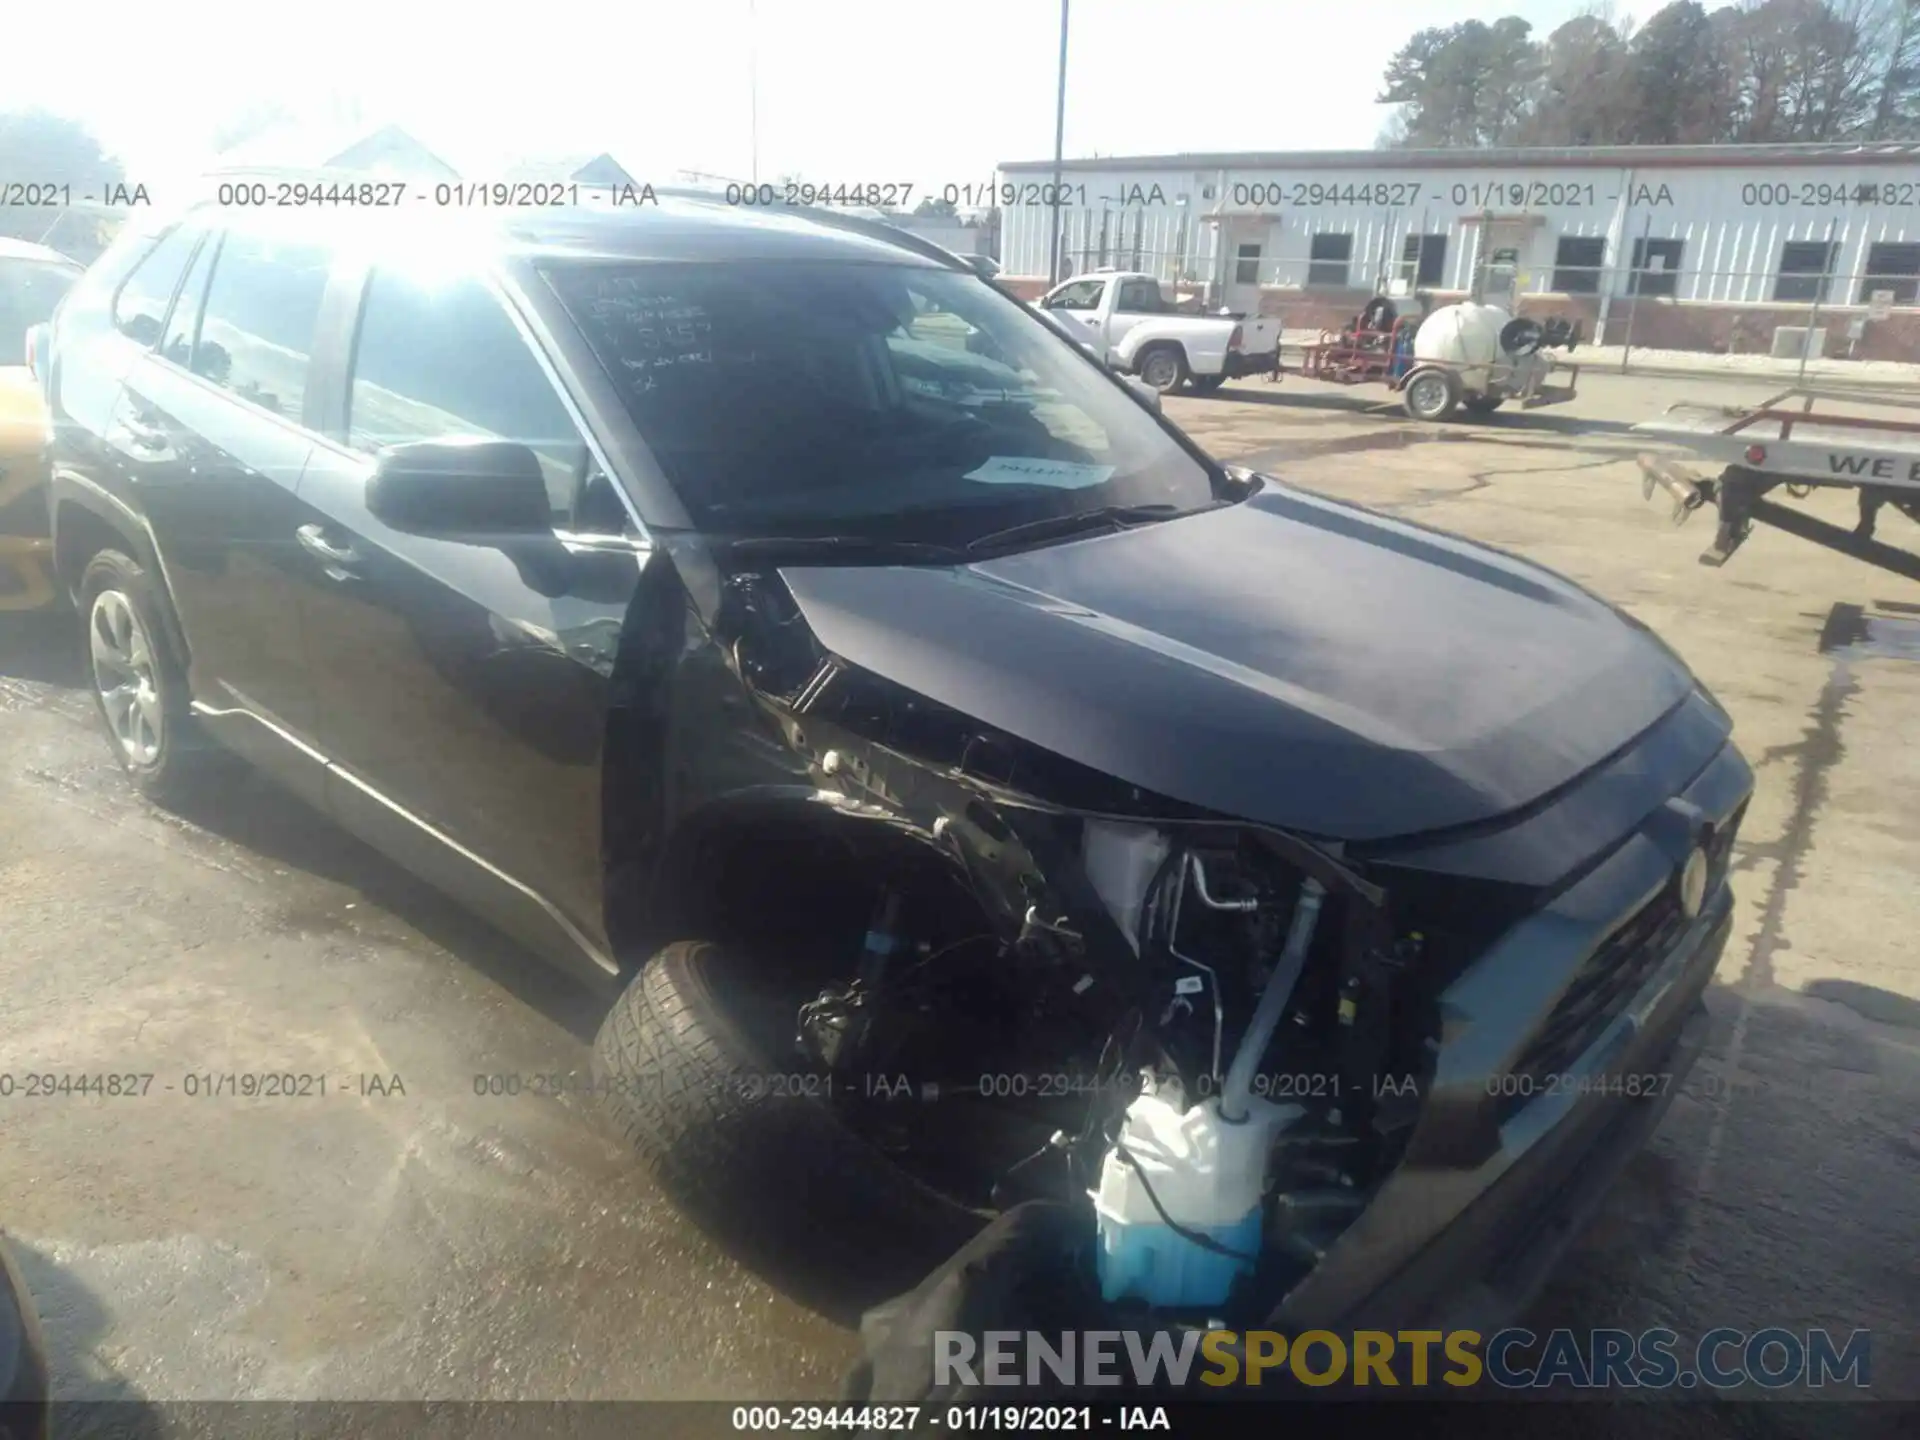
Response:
[15, 0, 1595, 190]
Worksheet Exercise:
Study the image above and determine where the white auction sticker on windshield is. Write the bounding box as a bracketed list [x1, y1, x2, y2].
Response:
[965, 457, 1115, 488]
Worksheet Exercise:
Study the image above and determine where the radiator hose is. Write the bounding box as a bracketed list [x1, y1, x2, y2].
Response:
[1218, 877, 1326, 1124]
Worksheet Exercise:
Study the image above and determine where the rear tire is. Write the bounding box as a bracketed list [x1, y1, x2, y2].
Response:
[592, 939, 985, 1300]
[77, 549, 222, 806]
[1136, 344, 1189, 394]
[1402, 367, 1461, 422]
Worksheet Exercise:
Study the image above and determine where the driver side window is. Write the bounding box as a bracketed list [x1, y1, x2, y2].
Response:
[1046, 279, 1106, 312]
[347, 269, 592, 524]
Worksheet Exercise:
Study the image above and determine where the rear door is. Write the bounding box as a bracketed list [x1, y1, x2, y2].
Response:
[292, 258, 640, 986]
[112, 218, 331, 787]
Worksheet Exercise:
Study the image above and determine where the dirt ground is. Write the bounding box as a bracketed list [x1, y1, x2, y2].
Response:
[0, 366, 1914, 1428]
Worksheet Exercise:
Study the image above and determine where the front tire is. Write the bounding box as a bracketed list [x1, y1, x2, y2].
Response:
[78, 549, 220, 805]
[593, 939, 984, 1299]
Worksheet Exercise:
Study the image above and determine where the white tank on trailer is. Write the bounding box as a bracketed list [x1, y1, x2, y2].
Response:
[1404, 300, 1553, 412]
[1412, 301, 1511, 392]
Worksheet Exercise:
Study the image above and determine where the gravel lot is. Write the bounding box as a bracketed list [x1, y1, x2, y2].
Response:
[1, 367, 1914, 1430]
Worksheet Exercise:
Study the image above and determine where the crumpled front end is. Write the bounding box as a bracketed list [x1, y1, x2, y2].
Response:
[708, 555, 1751, 1334]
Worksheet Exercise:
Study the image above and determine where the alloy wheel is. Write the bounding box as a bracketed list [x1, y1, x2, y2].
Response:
[88, 589, 164, 765]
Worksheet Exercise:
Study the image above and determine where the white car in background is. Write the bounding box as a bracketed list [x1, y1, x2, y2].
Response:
[1037, 269, 1282, 394]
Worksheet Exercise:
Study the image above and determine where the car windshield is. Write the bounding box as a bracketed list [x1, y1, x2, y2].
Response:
[540, 259, 1224, 543]
[0, 258, 81, 366]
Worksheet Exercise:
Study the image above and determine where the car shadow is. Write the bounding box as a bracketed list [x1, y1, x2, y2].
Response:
[0, 612, 85, 688]
[1187, 383, 1641, 440]
[1801, 978, 1920, 1032]
[157, 764, 608, 1045]
[7, 1236, 164, 1438]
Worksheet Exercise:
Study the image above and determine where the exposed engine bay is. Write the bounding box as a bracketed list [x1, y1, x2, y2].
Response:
[789, 807, 1439, 1321]
[690, 525, 1736, 1325]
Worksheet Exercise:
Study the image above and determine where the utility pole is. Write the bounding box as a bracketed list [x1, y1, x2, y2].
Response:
[1050, 0, 1070, 284]
[749, 0, 760, 184]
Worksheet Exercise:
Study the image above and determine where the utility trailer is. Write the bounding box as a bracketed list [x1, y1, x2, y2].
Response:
[1297, 300, 1580, 421]
[1635, 386, 1920, 584]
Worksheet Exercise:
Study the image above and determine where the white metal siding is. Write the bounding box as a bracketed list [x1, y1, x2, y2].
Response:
[999, 159, 1920, 307]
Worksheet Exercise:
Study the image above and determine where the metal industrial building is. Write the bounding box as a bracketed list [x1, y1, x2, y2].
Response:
[995, 143, 1920, 359]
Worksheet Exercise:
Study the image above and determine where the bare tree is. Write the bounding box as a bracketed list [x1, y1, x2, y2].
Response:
[1376, 1, 1915, 147]
[1523, 10, 1637, 143]
[1867, 0, 1920, 135]
[0, 110, 124, 251]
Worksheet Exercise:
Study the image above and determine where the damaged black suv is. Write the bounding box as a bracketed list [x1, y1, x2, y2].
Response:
[44, 193, 1750, 1337]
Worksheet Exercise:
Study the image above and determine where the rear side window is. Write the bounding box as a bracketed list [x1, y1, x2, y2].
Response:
[346, 268, 588, 520]
[160, 232, 218, 367]
[193, 233, 331, 420]
[112, 226, 202, 348]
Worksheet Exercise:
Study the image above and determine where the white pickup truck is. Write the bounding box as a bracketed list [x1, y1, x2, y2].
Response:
[1036, 270, 1282, 394]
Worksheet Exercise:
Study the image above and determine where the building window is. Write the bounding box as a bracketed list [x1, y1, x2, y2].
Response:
[1400, 234, 1446, 288]
[1308, 233, 1352, 288]
[1858, 242, 1920, 305]
[1774, 241, 1838, 303]
[1629, 237, 1684, 297]
[1553, 236, 1606, 294]
[1234, 243, 1262, 286]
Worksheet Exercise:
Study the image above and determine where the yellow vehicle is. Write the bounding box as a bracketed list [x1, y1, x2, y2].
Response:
[1, 237, 85, 613]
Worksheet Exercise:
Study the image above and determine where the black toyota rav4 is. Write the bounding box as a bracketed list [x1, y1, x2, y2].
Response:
[43, 192, 1750, 1338]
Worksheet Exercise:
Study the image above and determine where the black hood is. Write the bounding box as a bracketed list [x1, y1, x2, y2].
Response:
[777, 485, 1696, 842]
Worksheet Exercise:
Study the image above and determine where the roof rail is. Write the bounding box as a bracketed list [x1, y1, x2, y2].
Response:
[777, 206, 975, 273]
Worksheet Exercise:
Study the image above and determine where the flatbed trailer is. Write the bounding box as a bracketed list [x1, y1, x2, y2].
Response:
[1635, 386, 1920, 583]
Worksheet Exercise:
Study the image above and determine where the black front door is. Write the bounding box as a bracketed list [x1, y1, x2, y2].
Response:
[292, 262, 640, 987]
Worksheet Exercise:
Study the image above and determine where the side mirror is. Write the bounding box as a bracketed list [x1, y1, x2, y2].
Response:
[367, 438, 573, 595]
[367, 438, 553, 537]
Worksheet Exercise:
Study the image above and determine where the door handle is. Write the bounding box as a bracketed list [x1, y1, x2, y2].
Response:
[296, 523, 362, 577]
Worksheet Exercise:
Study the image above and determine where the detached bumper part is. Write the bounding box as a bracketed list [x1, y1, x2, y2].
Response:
[1520, 380, 1578, 409]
